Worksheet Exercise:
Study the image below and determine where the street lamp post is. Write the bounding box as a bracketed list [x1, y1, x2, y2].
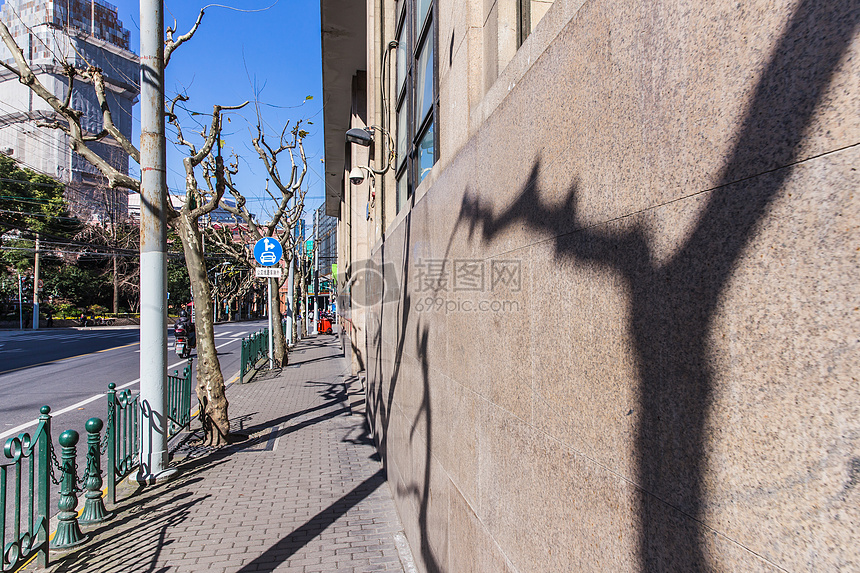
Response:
[32, 233, 40, 330]
[138, 0, 175, 484]
[18, 271, 23, 330]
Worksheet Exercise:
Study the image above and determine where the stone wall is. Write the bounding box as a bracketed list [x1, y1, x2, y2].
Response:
[365, 0, 860, 570]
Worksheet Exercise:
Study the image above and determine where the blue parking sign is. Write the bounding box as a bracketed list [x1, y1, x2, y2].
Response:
[253, 237, 283, 267]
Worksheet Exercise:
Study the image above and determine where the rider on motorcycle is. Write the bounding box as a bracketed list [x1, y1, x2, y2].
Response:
[176, 309, 197, 347]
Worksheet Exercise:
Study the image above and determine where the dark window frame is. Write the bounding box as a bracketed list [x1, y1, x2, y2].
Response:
[517, 0, 531, 47]
[394, 0, 438, 214]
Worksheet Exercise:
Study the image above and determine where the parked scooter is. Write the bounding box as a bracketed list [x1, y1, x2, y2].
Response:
[174, 310, 196, 358]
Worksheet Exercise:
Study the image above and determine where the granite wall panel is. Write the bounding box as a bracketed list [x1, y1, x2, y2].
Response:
[365, 0, 860, 570]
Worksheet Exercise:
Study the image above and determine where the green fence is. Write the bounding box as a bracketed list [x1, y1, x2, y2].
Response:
[0, 408, 51, 571]
[2, 408, 116, 568]
[2, 362, 194, 571]
[240, 328, 269, 383]
[106, 385, 139, 507]
[167, 361, 193, 437]
[106, 360, 192, 506]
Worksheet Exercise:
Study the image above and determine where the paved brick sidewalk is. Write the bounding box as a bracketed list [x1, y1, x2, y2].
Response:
[32, 334, 414, 573]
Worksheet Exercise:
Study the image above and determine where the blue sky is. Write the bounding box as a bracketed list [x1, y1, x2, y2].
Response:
[112, 0, 325, 224]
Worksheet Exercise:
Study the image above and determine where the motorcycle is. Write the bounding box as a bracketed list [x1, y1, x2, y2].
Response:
[174, 321, 197, 358]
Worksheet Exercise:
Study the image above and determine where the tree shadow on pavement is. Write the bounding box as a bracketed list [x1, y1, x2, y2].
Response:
[183, 379, 353, 455]
[45, 488, 211, 573]
[234, 469, 386, 573]
[42, 452, 237, 571]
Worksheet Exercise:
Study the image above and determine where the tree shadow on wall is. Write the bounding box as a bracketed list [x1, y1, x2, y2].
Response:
[362, 198, 443, 571]
[454, 0, 858, 569]
[396, 324, 442, 573]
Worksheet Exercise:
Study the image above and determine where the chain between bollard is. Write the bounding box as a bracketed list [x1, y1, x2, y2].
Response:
[48, 431, 90, 492]
[99, 405, 114, 455]
[80, 417, 113, 525]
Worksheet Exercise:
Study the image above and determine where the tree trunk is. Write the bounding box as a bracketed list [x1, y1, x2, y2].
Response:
[292, 261, 301, 343]
[269, 277, 287, 366]
[178, 213, 229, 446]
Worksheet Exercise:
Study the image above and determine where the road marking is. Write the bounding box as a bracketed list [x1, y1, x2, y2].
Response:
[0, 343, 139, 376]
[0, 393, 103, 440]
[1, 338, 244, 440]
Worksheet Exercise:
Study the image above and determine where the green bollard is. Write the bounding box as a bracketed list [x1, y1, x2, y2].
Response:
[79, 418, 113, 525]
[51, 430, 88, 548]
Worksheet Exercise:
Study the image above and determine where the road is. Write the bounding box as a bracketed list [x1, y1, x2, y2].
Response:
[0, 320, 268, 443]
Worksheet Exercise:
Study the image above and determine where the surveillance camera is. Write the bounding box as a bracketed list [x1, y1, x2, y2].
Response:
[349, 167, 365, 185]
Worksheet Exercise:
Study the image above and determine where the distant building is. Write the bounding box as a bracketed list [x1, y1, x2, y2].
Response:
[127, 193, 244, 226]
[0, 0, 138, 223]
[313, 201, 336, 279]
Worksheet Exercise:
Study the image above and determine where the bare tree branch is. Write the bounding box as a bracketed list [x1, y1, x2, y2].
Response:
[90, 66, 141, 163]
[62, 64, 75, 110]
[164, 9, 206, 66]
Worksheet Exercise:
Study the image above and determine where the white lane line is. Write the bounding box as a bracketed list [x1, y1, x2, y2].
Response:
[0, 338, 242, 440]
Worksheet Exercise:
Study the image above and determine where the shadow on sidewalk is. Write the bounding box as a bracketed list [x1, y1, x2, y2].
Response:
[43, 453, 230, 573]
[284, 353, 342, 368]
[235, 469, 386, 573]
[219, 379, 353, 454]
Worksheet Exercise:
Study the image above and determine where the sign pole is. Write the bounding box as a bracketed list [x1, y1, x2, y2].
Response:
[253, 236, 283, 370]
[268, 278, 274, 369]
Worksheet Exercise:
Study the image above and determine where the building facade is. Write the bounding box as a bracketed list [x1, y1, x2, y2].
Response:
[322, 0, 859, 571]
[0, 0, 138, 223]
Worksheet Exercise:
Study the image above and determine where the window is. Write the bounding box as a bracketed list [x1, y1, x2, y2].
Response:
[518, 0, 555, 46]
[394, 0, 438, 214]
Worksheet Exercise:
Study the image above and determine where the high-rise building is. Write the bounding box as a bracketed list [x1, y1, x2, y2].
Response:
[0, 0, 138, 223]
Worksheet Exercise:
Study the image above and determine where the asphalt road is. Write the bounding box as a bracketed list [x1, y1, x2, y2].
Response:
[0, 320, 268, 443]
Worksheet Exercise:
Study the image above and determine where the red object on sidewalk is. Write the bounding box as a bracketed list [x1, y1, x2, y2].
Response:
[318, 318, 332, 334]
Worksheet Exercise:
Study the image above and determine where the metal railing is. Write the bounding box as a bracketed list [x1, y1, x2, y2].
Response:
[2, 363, 195, 571]
[106, 360, 193, 506]
[166, 360, 193, 438]
[0, 407, 51, 571]
[240, 328, 269, 383]
[106, 385, 139, 507]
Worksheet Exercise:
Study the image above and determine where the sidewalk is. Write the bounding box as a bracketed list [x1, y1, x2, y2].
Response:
[29, 334, 415, 573]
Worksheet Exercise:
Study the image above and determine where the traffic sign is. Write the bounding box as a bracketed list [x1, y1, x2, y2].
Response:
[256, 267, 283, 278]
[253, 237, 282, 267]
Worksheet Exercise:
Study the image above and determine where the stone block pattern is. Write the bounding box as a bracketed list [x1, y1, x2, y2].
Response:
[365, 0, 860, 571]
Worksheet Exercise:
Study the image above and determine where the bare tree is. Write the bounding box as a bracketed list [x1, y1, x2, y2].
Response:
[0, 11, 241, 445]
[74, 217, 140, 312]
[206, 120, 307, 366]
[167, 95, 247, 443]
